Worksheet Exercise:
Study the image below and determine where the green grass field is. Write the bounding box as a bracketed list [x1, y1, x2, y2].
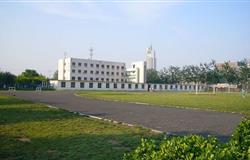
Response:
[0, 94, 161, 160]
[77, 91, 250, 117]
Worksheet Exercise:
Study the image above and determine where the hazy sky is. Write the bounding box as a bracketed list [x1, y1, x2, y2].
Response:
[0, 1, 249, 77]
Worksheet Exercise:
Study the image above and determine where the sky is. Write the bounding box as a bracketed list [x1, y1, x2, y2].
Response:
[0, 1, 250, 77]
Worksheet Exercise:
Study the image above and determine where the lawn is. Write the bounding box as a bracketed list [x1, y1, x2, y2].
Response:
[0, 94, 161, 160]
[77, 91, 250, 117]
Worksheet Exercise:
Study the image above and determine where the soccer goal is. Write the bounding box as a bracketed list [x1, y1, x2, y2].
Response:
[8, 87, 16, 92]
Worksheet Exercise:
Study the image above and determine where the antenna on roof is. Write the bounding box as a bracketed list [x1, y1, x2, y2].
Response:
[89, 47, 93, 60]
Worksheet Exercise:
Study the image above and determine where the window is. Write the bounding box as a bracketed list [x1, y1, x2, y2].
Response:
[106, 65, 110, 69]
[175, 85, 178, 89]
[72, 69, 75, 73]
[121, 73, 124, 76]
[116, 72, 119, 76]
[101, 78, 104, 81]
[111, 72, 114, 75]
[180, 85, 183, 90]
[117, 66, 120, 69]
[71, 82, 75, 88]
[111, 79, 114, 82]
[101, 64, 104, 68]
[135, 84, 138, 89]
[61, 82, 66, 88]
[165, 85, 168, 89]
[116, 79, 119, 82]
[84, 70, 87, 74]
[90, 77, 93, 81]
[106, 72, 110, 75]
[84, 77, 87, 80]
[90, 64, 94, 67]
[78, 70, 81, 73]
[96, 71, 99, 74]
[80, 82, 84, 88]
[90, 71, 94, 74]
[185, 86, 187, 90]
[72, 76, 75, 80]
[113, 83, 117, 88]
[128, 84, 132, 89]
[121, 66, 124, 69]
[96, 78, 99, 81]
[112, 65, 115, 69]
[89, 83, 93, 88]
[101, 71, 104, 75]
[133, 64, 135, 68]
[170, 85, 173, 89]
[141, 84, 145, 89]
[154, 84, 157, 89]
[106, 78, 109, 81]
[78, 77, 81, 81]
[78, 63, 81, 66]
[160, 85, 162, 89]
[98, 83, 102, 88]
[121, 79, 124, 82]
[96, 64, 99, 68]
[106, 83, 110, 88]
[84, 63, 88, 67]
[72, 62, 76, 66]
[121, 83, 125, 89]
[189, 85, 192, 89]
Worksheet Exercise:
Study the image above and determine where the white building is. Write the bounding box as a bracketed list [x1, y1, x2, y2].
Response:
[58, 57, 126, 83]
[146, 45, 156, 70]
[126, 61, 147, 83]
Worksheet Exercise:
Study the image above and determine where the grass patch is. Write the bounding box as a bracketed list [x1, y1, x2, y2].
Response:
[0, 94, 161, 160]
[77, 91, 250, 116]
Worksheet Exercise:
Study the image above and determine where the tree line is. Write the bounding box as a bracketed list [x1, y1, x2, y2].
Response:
[0, 69, 49, 89]
[147, 59, 250, 89]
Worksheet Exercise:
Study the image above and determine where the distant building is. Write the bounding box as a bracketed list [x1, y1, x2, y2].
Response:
[216, 59, 250, 70]
[58, 57, 126, 83]
[126, 61, 147, 83]
[146, 45, 156, 70]
[216, 61, 239, 70]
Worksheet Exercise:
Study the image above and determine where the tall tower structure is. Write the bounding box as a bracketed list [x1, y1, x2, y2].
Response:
[146, 45, 156, 70]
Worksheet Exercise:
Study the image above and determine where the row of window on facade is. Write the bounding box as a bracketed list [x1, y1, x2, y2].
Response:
[72, 62, 125, 70]
[71, 76, 124, 82]
[61, 82, 144, 89]
[71, 69, 125, 76]
[149, 84, 200, 90]
[61, 82, 203, 90]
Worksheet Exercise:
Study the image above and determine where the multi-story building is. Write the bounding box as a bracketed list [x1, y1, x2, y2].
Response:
[126, 61, 147, 83]
[58, 57, 126, 83]
[216, 59, 250, 70]
[146, 45, 156, 70]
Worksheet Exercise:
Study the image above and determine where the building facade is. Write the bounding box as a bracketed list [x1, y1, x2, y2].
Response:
[58, 57, 126, 83]
[146, 45, 156, 70]
[50, 80, 206, 92]
[126, 61, 147, 83]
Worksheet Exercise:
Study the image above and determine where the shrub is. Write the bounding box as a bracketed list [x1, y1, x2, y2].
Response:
[123, 118, 250, 160]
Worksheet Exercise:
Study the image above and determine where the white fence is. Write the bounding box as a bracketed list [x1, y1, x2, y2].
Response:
[50, 80, 206, 92]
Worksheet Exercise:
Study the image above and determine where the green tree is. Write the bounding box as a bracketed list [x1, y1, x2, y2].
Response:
[52, 70, 58, 80]
[146, 69, 161, 83]
[221, 62, 239, 84]
[206, 60, 222, 84]
[0, 71, 16, 89]
[167, 66, 182, 84]
[238, 59, 250, 90]
[16, 69, 47, 89]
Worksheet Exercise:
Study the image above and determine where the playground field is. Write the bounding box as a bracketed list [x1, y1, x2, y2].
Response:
[77, 91, 250, 117]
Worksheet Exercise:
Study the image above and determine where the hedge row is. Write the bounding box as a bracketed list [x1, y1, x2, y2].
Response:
[123, 118, 250, 160]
